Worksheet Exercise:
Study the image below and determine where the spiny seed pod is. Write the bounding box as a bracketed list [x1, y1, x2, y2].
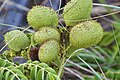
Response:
[38, 40, 60, 63]
[63, 0, 93, 26]
[34, 27, 60, 44]
[70, 20, 103, 48]
[27, 6, 58, 30]
[4, 30, 30, 52]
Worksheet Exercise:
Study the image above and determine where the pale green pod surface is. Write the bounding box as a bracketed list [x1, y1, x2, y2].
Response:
[38, 40, 60, 63]
[27, 6, 58, 30]
[34, 27, 60, 44]
[4, 30, 30, 52]
[63, 0, 93, 26]
[70, 20, 103, 48]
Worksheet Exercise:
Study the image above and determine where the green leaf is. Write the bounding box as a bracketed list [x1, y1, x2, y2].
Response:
[42, 68, 45, 80]
[1, 60, 7, 67]
[17, 65, 25, 73]
[11, 68, 28, 80]
[0, 58, 6, 67]
[30, 65, 38, 80]
[39, 63, 49, 68]
[32, 61, 40, 64]
[46, 67, 57, 75]
[28, 63, 32, 69]
[18, 74, 28, 80]
[21, 78, 29, 80]
[99, 32, 114, 46]
[11, 68, 23, 75]
[0, 69, 5, 80]
[5, 71, 10, 80]
[7, 75, 14, 80]
[36, 69, 42, 80]
[113, 22, 120, 30]
[7, 66, 16, 69]
[106, 70, 120, 80]
[53, 74, 61, 80]
[10, 75, 15, 80]
[46, 73, 55, 80]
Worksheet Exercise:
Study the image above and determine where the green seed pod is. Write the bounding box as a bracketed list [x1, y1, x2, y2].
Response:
[27, 6, 58, 30]
[70, 20, 103, 48]
[38, 40, 60, 63]
[4, 30, 30, 52]
[63, 0, 93, 26]
[34, 27, 60, 44]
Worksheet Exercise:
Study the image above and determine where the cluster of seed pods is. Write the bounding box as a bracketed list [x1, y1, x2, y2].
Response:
[4, 0, 103, 64]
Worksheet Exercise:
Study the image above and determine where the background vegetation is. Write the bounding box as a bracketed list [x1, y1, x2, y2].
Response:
[0, 0, 120, 80]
